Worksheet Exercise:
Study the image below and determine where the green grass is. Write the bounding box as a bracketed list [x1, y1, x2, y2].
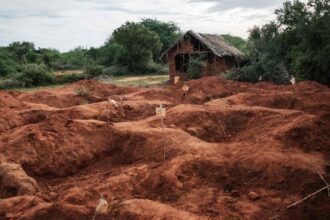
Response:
[15, 84, 68, 92]
[100, 75, 169, 87]
[9, 74, 169, 92]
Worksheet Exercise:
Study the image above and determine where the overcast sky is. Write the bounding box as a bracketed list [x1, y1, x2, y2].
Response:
[0, 0, 287, 52]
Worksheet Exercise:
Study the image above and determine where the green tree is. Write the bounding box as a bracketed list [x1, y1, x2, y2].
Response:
[140, 18, 181, 58]
[97, 42, 126, 66]
[186, 57, 206, 79]
[240, 0, 330, 85]
[8, 42, 38, 63]
[39, 48, 61, 69]
[0, 47, 20, 77]
[276, 0, 330, 84]
[221, 34, 247, 54]
[16, 64, 54, 87]
[62, 47, 88, 69]
[112, 21, 162, 72]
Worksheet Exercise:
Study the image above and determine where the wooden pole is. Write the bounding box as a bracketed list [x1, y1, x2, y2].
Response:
[287, 185, 330, 209]
[213, 55, 216, 75]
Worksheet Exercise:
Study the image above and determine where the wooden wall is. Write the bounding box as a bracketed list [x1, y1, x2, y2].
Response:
[167, 38, 236, 83]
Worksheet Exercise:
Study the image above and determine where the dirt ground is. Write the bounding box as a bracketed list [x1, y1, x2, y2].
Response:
[0, 76, 329, 220]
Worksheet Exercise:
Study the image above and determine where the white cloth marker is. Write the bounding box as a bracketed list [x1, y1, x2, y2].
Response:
[109, 99, 118, 108]
[156, 104, 166, 118]
[95, 197, 108, 214]
[290, 76, 296, 85]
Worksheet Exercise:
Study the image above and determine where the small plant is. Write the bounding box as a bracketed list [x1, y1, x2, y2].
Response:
[56, 73, 85, 84]
[186, 57, 206, 80]
[15, 64, 54, 87]
[76, 85, 89, 97]
[84, 64, 103, 78]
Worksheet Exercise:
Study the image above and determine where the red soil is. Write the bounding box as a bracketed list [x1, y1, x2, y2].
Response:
[0, 77, 330, 220]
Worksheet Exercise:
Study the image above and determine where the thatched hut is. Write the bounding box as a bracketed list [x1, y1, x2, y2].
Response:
[161, 30, 244, 83]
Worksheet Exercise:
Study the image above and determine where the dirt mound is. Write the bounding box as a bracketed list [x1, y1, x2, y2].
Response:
[162, 104, 281, 143]
[0, 115, 118, 177]
[68, 80, 140, 99]
[0, 91, 25, 109]
[279, 113, 330, 152]
[111, 199, 206, 219]
[184, 76, 235, 103]
[1, 76, 330, 219]
[0, 162, 39, 199]
[17, 80, 140, 108]
[0, 196, 52, 220]
[70, 80, 141, 102]
[56, 100, 166, 123]
[133, 88, 179, 103]
[227, 89, 330, 114]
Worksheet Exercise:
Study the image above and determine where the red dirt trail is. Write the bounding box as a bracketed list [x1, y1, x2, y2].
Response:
[0, 77, 330, 220]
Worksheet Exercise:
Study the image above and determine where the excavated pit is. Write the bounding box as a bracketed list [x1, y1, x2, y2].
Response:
[1, 78, 330, 220]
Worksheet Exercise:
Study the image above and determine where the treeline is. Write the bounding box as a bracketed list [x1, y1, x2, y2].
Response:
[1, 0, 329, 88]
[232, 0, 330, 86]
[0, 42, 88, 88]
[0, 19, 182, 88]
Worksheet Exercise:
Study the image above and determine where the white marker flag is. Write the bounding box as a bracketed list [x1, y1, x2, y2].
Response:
[95, 197, 108, 214]
[183, 85, 189, 92]
[156, 104, 166, 118]
[290, 76, 296, 85]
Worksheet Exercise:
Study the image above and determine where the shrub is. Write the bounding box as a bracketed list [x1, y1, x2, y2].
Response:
[16, 64, 54, 87]
[144, 61, 163, 74]
[84, 64, 103, 78]
[102, 65, 129, 76]
[186, 57, 206, 79]
[112, 21, 162, 72]
[0, 78, 21, 89]
[75, 85, 90, 97]
[158, 65, 169, 75]
[220, 70, 237, 80]
[55, 73, 85, 84]
[0, 57, 19, 77]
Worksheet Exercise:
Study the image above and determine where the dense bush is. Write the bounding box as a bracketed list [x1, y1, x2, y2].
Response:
[16, 64, 54, 87]
[221, 34, 248, 55]
[60, 47, 88, 69]
[2, 10, 329, 88]
[111, 22, 162, 72]
[94, 19, 181, 75]
[0, 54, 20, 77]
[55, 73, 86, 84]
[84, 64, 103, 78]
[0, 78, 22, 89]
[102, 65, 129, 76]
[186, 57, 206, 79]
[97, 43, 126, 67]
[140, 18, 182, 57]
[240, 0, 330, 86]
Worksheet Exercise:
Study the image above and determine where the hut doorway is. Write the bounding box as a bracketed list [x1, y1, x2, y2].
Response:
[175, 54, 190, 73]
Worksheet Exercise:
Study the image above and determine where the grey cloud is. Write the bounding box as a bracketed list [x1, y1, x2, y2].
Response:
[0, 11, 65, 19]
[241, 13, 273, 21]
[95, 5, 179, 16]
[0, 0, 284, 51]
[189, 0, 283, 12]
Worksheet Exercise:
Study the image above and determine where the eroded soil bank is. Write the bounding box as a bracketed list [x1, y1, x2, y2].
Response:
[1, 77, 329, 220]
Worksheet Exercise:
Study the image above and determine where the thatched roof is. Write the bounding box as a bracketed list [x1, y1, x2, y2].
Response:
[161, 30, 244, 61]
